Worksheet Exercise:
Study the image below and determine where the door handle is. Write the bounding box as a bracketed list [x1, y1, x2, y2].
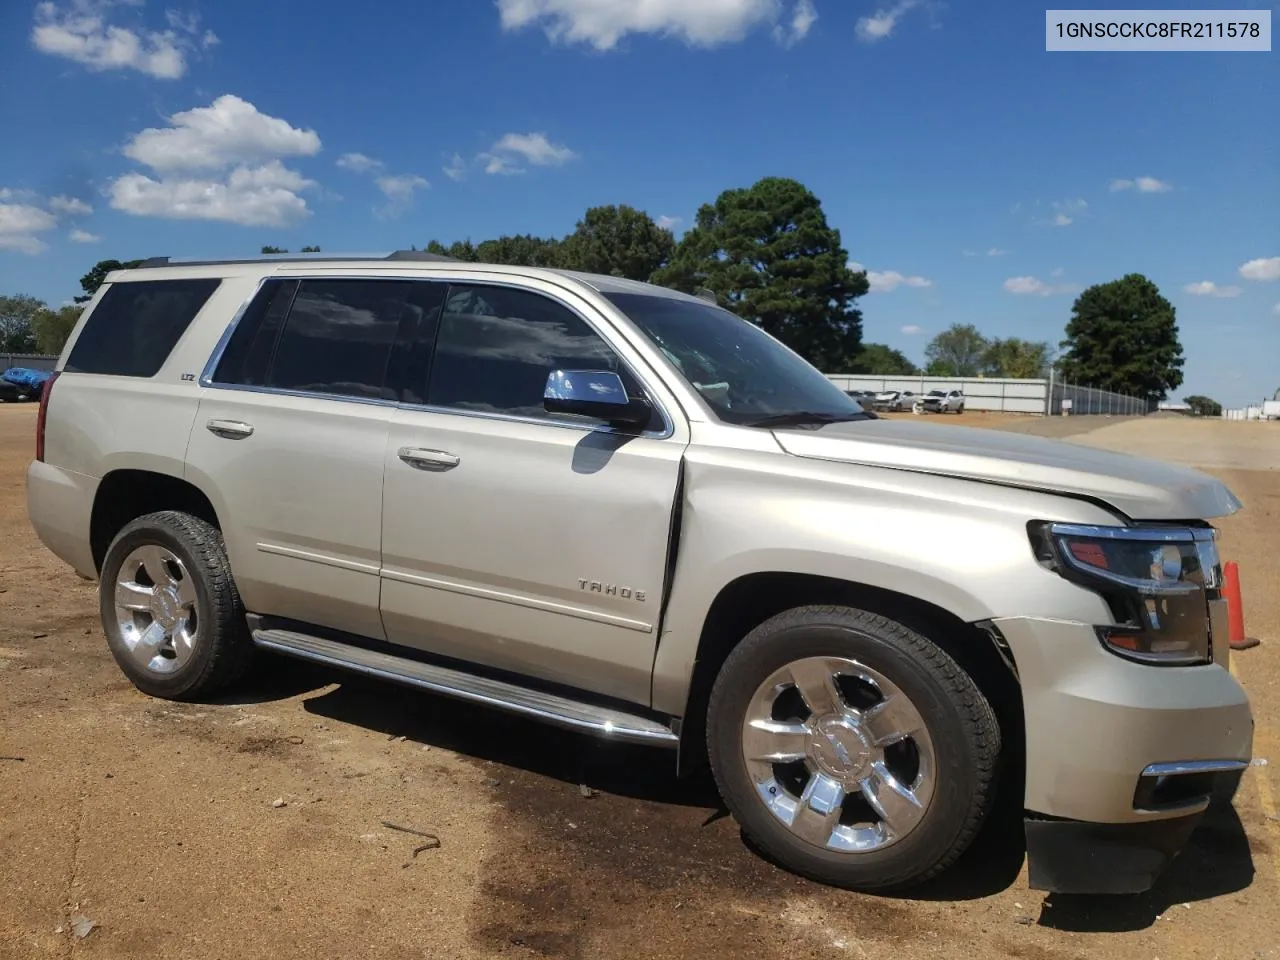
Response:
[398, 447, 460, 471]
[206, 419, 254, 439]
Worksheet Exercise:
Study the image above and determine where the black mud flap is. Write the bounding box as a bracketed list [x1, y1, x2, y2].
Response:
[1024, 812, 1202, 895]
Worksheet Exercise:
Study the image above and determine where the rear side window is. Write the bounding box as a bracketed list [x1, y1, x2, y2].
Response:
[211, 279, 298, 387]
[65, 278, 221, 377]
[267, 280, 410, 400]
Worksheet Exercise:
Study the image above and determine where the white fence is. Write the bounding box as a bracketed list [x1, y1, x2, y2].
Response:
[825, 374, 1149, 416]
[0, 353, 58, 372]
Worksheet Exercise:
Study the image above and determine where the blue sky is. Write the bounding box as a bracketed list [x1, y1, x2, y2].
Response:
[0, 0, 1276, 405]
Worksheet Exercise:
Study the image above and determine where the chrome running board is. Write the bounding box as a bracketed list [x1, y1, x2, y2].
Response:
[252, 627, 679, 747]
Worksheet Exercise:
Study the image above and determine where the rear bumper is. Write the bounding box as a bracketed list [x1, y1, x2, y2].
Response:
[26, 460, 98, 578]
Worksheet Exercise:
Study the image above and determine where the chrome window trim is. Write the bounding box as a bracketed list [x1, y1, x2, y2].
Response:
[196, 272, 677, 440]
[198, 275, 271, 386]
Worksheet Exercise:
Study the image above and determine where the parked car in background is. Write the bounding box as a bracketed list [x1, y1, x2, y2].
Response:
[915, 390, 965, 414]
[874, 390, 911, 412]
[0, 367, 51, 402]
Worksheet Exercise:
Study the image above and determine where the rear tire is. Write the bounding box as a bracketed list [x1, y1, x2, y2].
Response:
[706, 605, 1000, 891]
[99, 510, 254, 701]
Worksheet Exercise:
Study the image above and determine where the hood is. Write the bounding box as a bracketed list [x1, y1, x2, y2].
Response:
[773, 419, 1242, 521]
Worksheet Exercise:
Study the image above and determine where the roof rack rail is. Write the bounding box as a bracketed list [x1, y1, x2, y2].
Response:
[130, 250, 459, 270]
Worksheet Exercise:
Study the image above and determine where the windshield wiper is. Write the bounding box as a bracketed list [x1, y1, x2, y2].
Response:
[743, 411, 872, 428]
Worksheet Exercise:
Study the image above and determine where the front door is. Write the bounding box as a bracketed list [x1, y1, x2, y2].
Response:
[378, 279, 686, 706]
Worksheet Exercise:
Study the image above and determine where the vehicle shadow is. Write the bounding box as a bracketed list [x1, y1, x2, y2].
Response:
[289, 669, 1026, 898]
[1035, 787, 1256, 932]
[206, 662, 1258, 914]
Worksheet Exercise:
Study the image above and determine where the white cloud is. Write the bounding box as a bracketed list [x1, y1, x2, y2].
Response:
[1239, 256, 1280, 282]
[856, 0, 922, 41]
[901, 324, 922, 335]
[1184, 281, 1242, 298]
[124, 94, 320, 173]
[1111, 176, 1172, 193]
[111, 95, 321, 227]
[987, 247, 1008, 257]
[1051, 213, 1073, 227]
[773, 0, 816, 46]
[31, 0, 212, 79]
[69, 228, 101, 243]
[48, 195, 93, 216]
[1050, 267, 1065, 278]
[111, 160, 315, 227]
[497, 0, 791, 50]
[0, 203, 59, 255]
[1273, 302, 1280, 316]
[336, 152, 383, 173]
[442, 153, 468, 181]
[1003, 276, 1077, 297]
[374, 174, 429, 219]
[851, 263, 933, 293]
[482, 132, 577, 175]
[657, 215, 682, 231]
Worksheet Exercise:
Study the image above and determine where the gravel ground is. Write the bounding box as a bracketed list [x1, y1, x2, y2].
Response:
[2, 404, 1278, 960]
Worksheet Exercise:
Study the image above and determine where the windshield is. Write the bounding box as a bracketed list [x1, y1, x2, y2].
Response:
[604, 292, 869, 426]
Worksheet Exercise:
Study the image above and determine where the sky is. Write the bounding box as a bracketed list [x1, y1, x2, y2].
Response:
[0, 0, 1276, 406]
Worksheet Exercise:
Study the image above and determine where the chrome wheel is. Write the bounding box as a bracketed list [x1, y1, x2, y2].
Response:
[741, 656, 936, 853]
[112, 545, 200, 675]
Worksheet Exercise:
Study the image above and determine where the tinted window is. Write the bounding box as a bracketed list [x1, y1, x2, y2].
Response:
[267, 280, 409, 400]
[604, 292, 867, 426]
[396, 282, 448, 406]
[426, 284, 635, 421]
[65, 278, 221, 377]
[211, 279, 297, 387]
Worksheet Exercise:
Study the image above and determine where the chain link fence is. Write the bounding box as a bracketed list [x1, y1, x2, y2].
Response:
[827, 373, 1150, 416]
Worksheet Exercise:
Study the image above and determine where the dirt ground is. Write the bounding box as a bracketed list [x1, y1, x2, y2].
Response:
[2, 403, 1279, 960]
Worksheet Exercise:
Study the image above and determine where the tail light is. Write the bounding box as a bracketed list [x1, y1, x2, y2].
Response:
[35, 371, 60, 462]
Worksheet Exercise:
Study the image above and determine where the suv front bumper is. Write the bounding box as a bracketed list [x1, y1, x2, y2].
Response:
[991, 614, 1253, 894]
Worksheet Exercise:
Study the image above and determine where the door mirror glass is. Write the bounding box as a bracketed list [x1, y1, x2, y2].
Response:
[544, 369, 651, 426]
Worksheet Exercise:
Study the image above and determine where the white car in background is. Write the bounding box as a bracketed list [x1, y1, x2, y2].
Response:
[915, 390, 965, 414]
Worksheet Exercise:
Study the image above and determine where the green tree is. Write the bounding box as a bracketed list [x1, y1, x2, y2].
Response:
[652, 177, 867, 371]
[0, 295, 45, 353]
[76, 259, 143, 302]
[300, 245, 321, 253]
[1183, 395, 1222, 417]
[261, 245, 288, 254]
[557, 205, 675, 281]
[475, 234, 563, 267]
[923, 324, 988, 376]
[31, 304, 83, 355]
[426, 239, 478, 261]
[1058, 274, 1184, 401]
[983, 337, 1053, 379]
[848, 343, 919, 375]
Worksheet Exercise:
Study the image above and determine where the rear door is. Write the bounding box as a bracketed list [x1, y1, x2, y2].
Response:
[186, 277, 427, 640]
[378, 279, 687, 705]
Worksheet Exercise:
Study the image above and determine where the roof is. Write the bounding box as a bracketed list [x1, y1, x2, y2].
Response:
[113, 251, 713, 305]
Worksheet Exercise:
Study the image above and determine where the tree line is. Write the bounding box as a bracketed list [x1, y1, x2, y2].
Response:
[3, 176, 1189, 403]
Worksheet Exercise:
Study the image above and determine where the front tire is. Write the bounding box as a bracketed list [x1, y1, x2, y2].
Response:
[99, 510, 254, 701]
[706, 605, 1000, 891]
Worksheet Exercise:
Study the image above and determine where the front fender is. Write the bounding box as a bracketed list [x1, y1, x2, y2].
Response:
[650, 446, 1118, 716]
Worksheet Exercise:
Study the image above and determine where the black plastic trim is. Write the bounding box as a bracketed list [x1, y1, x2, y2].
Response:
[1024, 811, 1203, 894]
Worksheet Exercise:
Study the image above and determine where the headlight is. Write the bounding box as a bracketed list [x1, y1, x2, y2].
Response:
[1029, 522, 1221, 666]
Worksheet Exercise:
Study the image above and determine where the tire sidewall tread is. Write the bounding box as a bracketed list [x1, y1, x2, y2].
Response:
[99, 510, 252, 701]
[706, 604, 1001, 892]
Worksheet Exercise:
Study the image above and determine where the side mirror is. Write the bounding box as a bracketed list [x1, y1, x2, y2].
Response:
[543, 369, 652, 428]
